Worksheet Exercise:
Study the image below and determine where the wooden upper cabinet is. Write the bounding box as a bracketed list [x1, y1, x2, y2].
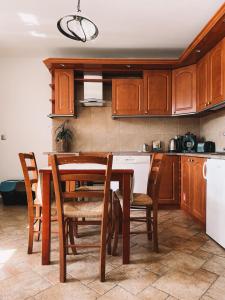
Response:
[197, 54, 209, 111]
[208, 38, 225, 105]
[158, 155, 180, 206]
[54, 69, 74, 115]
[144, 70, 171, 115]
[172, 64, 196, 115]
[112, 79, 144, 115]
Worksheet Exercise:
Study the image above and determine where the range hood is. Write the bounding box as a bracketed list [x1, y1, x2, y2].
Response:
[80, 72, 106, 106]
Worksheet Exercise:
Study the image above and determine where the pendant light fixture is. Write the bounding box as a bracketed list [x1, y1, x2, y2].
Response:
[57, 0, 99, 42]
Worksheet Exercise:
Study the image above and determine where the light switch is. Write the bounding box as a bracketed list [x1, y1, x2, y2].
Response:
[1, 134, 6, 140]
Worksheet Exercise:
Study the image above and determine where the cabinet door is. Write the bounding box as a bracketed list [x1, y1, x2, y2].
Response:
[192, 158, 206, 224]
[197, 54, 209, 111]
[158, 155, 180, 205]
[144, 70, 171, 115]
[172, 65, 196, 115]
[54, 69, 74, 115]
[112, 79, 144, 115]
[208, 39, 225, 105]
[181, 156, 192, 212]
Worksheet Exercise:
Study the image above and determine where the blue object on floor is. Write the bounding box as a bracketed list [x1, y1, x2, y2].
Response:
[0, 180, 27, 205]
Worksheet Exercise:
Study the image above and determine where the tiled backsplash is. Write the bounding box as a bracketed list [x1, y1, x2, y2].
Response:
[200, 109, 225, 152]
[52, 107, 200, 152]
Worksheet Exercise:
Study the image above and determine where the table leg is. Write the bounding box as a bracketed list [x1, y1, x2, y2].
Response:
[122, 173, 130, 264]
[41, 172, 51, 265]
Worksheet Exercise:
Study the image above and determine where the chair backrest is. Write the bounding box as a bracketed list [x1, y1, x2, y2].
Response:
[147, 153, 165, 203]
[50, 154, 113, 224]
[19, 152, 38, 211]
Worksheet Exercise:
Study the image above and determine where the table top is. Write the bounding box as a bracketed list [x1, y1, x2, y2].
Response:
[39, 164, 134, 175]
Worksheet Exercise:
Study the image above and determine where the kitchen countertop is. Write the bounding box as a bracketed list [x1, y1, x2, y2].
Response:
[44, 151, 225, 159]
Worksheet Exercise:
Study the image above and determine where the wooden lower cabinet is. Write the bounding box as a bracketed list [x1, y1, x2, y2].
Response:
[181, 156, 206, 224]
[158, 155, 180, 206]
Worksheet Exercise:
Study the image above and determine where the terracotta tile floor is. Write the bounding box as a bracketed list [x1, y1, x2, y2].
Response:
[0, 203, 225, 300]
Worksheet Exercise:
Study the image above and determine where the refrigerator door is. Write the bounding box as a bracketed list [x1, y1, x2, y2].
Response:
[206, 159, 225, 248]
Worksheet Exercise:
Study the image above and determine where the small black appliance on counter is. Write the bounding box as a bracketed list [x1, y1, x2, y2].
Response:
[197, 141, 216, 153]
[182, 132, 197, 153]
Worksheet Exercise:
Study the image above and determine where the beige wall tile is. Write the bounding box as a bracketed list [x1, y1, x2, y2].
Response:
[52, 108, 200, 152]
[200, 110, 225, 151]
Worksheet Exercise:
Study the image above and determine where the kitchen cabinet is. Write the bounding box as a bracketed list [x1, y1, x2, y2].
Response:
[180, 156, 192, 211]
[181, 156, 206, 224]
[112, 79, 144, 115]
[172, 64, 196, 115]
[144, 70, 171, 115]
[197, 38, 225, 111]
[54, 69, 75, 115]
[197, 54, 209, 111]
[208, 38, 225, 106]
[158, 155, 180, 205]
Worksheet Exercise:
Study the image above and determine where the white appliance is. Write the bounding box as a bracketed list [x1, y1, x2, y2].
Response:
[205, 159, 225, 248]
[111, 155, 151, 193]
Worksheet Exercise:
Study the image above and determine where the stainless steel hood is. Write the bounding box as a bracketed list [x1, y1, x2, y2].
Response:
[79, 72, 105, 106]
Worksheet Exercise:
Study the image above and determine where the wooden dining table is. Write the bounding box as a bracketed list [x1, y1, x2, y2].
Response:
[39, 166, 134, 265]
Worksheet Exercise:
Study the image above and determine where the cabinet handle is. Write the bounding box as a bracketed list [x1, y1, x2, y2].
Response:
[205, 103, 207, 107]
[202, 161, 207, 180]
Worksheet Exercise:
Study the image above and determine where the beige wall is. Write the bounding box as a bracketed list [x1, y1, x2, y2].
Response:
[0, 57, 52, 181]
[200, 110, 225, 152]
[52, 106, 200, 152]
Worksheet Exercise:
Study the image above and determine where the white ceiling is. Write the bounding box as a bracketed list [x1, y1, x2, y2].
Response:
[0, 0, 224, 58]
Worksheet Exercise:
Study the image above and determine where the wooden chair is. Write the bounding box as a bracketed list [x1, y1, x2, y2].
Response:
[19, 152, 43, 254]
[50, 153, 113, 282]
[112, 153, 165, 255]
[71, 152, 111, 238]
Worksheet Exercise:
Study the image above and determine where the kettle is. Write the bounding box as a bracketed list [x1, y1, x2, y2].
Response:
[168, 138, 177, 152]
[168, 136, 183, 153]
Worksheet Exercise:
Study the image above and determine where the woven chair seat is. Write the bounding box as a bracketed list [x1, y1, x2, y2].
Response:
[132, 193, 153, 206]
[64, 200, 103, 218]
[114, 190, 152, 206]
[77, 185, 104, 191]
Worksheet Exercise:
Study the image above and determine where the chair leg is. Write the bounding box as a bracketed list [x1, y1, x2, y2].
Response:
[146, 206, 152, 240]
[35, 206, 42, 241]
[107, 192, 113, 255]
[59, 219, 67, 283]
[112, 199, 122, 256]
[73, 217, 79, 238]
[68, 219, 77, 255]
[28, 216, 34, 254]
[100, 211, 108, 282]
[152, 208, 159, 252]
